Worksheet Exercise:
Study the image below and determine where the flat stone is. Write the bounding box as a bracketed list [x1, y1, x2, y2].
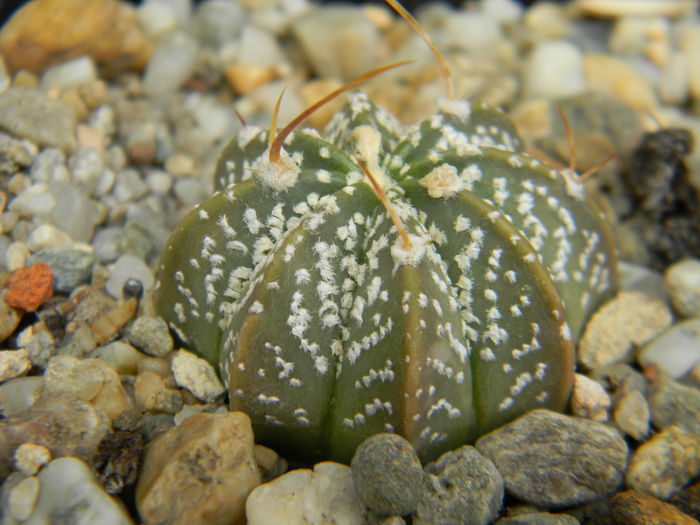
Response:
[638, 319, 700, 379]
[246, 461, 370, 525]
[136, 411, 260, 525]
[415, 445, 504, 525]
[40, 55, 98, 91]
[28, 249, 95, 294]
[475, 409, 628, 507]
[578, 291, 673, 369]
[171, 349, 225, 403]
[611, 489, 698, 525]
[0, 88, 77, 152]
[7, 475, 40, 521]
[351, 433, 425, 516]
[649, 376, 700, 435]
[626, 425, 700, 500]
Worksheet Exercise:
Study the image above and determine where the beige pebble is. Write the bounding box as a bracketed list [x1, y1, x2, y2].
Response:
[614, 390, 650, 441]
[8, 476, 40, 521]
[571, 373, 611, 422]
[583, 54, 658, 111]
[578, 291, 673, 369]
[224, 63, 277, 96]
[0, 349, 31, 383]
[299, 78, 344, 130]
[14, 443, 52, 476]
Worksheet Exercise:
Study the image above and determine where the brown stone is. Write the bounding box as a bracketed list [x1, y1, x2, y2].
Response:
[0, 0, 152, 76]
[611, 489, 698, 525]
[136, 411, 261, 525]
[4, 262, 54, 313]
[224, 63, 277, 96]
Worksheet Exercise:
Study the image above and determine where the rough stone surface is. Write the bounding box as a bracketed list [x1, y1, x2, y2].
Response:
[0, 349, 31, 383]
[495, 512, 580, 524]
[475, 409, 628, 507]
[13, 443, 51, 476]
[27, 249, 95, 294]
[170, 349, 225, 403]
[136, 411, 260, 525]
[351, 433, 425, 517]
[649, 377, 700, 435]
[578, 291, 673, 369]
[611, 489, 698, 525]
[0, 88, 77, 152]
[570, 373, 611, 421]
[613, 389, 650, 441]
[626, 425, 700, 500]
[125, 316, 173, 357]
[414, 445, 504, 525]
[246, 461, 370, 525]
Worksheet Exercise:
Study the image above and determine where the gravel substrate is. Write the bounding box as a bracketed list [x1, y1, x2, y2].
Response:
[1, 0, 700, 524]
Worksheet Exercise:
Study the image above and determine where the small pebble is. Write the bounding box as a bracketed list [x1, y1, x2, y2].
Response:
[649, 376, 700, 435]
[143, 31, 199, 96]
[14, 443, 52, 476]
[105, 254, 154, 300]
[475, 409, 628, 507]
[125, 316, 174, 357]
[613, 389, 650, 441]
[571, 373, 611, 422]
[4, 262, 54, 312]
[0, 349, 31, 383]
[40, 56, 98, 92]
[28, 249, 95, 293]
[638, 318, 700, 379]
[578, 291, 673, 369]
[170, 349, 225, 403]
[8, 475, 41, 521]
[0, 295, 22, 343]
[664, 258, 700, 318]
[27, 224, 75, 251]
[29, 147, 69, 183]
[415, 445, 504, 525]
[351, 433, 425, 517]
[524, 40, 585, 99]
[134, 369, 183, 414]
[611, 489, 698, 525]
[626, 425, 700, 500]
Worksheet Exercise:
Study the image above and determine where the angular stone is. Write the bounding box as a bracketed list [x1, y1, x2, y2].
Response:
[351, 433, 425, 516]
[626, 426, 700, 500]
[0, 349, 31, 383]
[28, 249, 95, 293]
[171, 349, 225, 403]
[476, 409, 628, 507]
[570, 373, 611, 422]
[415, 445, 503, 525]
[125, 316, 173, 358]
[136, 411, 260, 525]
[649, 377, 700, 435]
[0, 88, 77, 152]
[613, 389, 650, 441]
[246, 461, 369, 525]
[611, 489, 698, 525]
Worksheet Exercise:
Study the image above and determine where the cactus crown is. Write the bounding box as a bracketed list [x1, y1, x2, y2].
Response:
[154, 0, 617, 464]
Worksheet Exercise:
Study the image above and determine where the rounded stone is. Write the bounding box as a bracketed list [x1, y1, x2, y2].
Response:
[351, 433, 425, 516]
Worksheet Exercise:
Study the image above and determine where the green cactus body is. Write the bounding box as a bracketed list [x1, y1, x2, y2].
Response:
[154, 92, 616, 463]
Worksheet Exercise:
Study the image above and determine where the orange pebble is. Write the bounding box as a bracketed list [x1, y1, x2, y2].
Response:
[4, 262, 54, 312]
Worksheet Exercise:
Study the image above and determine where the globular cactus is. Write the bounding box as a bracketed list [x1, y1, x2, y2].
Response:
[154, 5, 617, 465]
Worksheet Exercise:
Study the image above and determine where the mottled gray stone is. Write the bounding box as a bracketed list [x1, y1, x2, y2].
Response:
[649, 377, 700, 435]
[28, 249, 94, 293]
[414, 445, 504, 525]
[29, 147, 68, 183]
[351, 433, 425, 516]
[475, 409, 628, 507]
[0, 88, 77, 152]
[125, 316, 173, 357]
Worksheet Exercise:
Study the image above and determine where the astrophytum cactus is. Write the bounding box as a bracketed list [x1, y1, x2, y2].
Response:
[154, 14, 616, 466]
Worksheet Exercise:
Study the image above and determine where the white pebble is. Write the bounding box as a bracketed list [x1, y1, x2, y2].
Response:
[8, 476, 40, 521]
[664, 258, 700, 318]
[638, 319, 700, 379]
[8, 183, 56, 217]
[40, 56, 97, 91]
[171, 349, 225, 403]
[524, 40, 586, 99]
[27, 224, 75, 251]
[143, 31, 199, 96]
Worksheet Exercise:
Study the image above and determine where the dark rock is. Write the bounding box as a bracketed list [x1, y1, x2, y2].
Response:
[670, 480, 700, 521]
[414, 445, 503, 525]
[475, 409, 628, 508]
[611, 489, 698, 525]
[92, 430, 144, 494]
[351, 433, 425, 517]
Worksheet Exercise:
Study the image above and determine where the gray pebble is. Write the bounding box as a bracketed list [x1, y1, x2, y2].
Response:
[113, 168, 149, 203]
[29, 147, 69, 183]
[0, 131, 37, 174]
[475, 409, 628, 508]
[649, 376, 700, 435]
[143, 31, 199, 96]
[69, 146, 106, 195]
[126, 316, 174, 357]
[589, 363, 648, 400]
[613, 389, 650, 441]
[40, 56, 97, 91]
[0, 87, 77, 152]
[414, 445, 503, 525]
[664, 258, 700, 318]
[46, 181, 100, 243]
[28, 249, 94, 293]
[351, 433, 425, 516]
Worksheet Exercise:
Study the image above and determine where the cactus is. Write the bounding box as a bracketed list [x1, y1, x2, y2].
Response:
[154, 7, 617, 465]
